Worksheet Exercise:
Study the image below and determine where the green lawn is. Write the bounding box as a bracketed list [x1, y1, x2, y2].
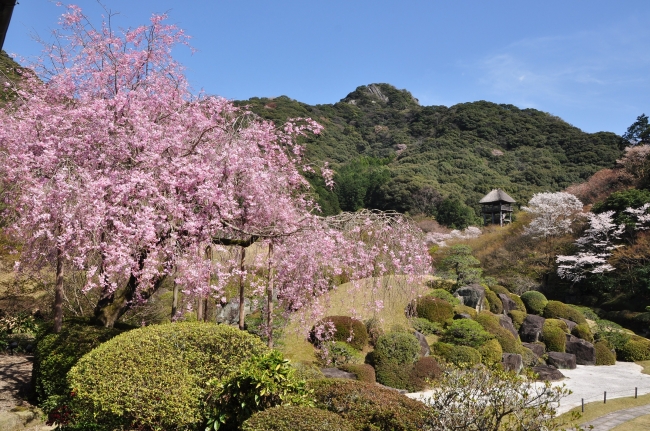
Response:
[556, 393, 650, 426]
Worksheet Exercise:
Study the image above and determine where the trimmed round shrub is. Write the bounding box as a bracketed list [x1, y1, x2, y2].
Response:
[365, 317, 384, 347]
[475, 312, 522, 354]
[478, 338, 503, 365]
[32, 319, 130, 416]
[545, 318, 569, 333]
[291, 362, 325, 380]
[594, 340, 616, 365]
[520, 291, 548, 315]
[571, 323, 594, 342]
[508, 294, 527, 312]
[310, 379, 429, 431]
[570, 305, 600, 321]
[426, 278, 457, 292]
[409, 357, 442, 391]
[441, 319, 493, 348]
[508, 310, 527, 330]
[375, 361, 414, 391]
[520, 346, 538, 367]
[444, 345, 482, 366]
[416, 297, 454, 323]
[618, 336, 650, 362]
[485, 289, 503, 314]
[488, 285, 510, 295]
[317, 316, 368, 350]
[542, 320, 567, 353]
[67, 322, 269, 431]
[317, 341, 363, 367]
[453, 304, 477, 319]
[543, 301, 587, 325]
[242, 406, 355, 431]
[411, 317, 443, 335]
[428, 289, 460, 306]
[430, 341, 454, 359]
[340, 363, 376, 383]
[374, 332, 420, 366]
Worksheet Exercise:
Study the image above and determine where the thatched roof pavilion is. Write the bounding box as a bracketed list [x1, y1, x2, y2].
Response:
[479, 189, 515, 226]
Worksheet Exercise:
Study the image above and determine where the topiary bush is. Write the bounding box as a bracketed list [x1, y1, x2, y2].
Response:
[67, 322, 269, 431]
[543, 301, 587, 325]
[441, 319, 493, 348]
[520, 291, 548, 315]
[242, 406, 355, 431]
[32, 319, 130, 418]
[445, 345, 482, 366]
[545, 318, 569, 333]
[594, 340, 616, 365]
[485, 289, 503, 314]
[316, 341, 363, 367]
[374, 332, 420, 366]
[475, 312, 522, 354]
[426, 278, 457, 292]
[478, 338, 503, 365]
[375, 361, 414, 391]
[416, 297, 454, 323]
[340, 363, 376, 383]
[617, 336, 650, 362]
[428, 289, 460, 306]
[508, 310, 527, 330]
[488, 285, 510, 295]
[408, 357, 442, 391]
[508, 294, 526, 312]
[314, 316, 368, 350]
[542, 320, 567, 353]
[571, 323, 594, 342]
[453, 304, 477, 319]
[430, 341, 454, 359]
[411, 317, 443, 335]
[520, 346, 538, 367]
[309, 379, 430, 431]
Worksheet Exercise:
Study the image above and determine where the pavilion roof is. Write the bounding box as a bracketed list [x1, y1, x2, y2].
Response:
[479, 189, 516, 204]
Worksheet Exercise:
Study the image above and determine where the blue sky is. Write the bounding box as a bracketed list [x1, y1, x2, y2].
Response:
[4, 1, 650, 135]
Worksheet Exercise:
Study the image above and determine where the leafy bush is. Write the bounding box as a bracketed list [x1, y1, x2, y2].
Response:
[242, 406, 354, 431]
[508, 294, 527, 312]
[508, 310, 527, 330]
[67, 322, 269, 431]
[594, 319, 631, 350]
[365, 317, 384, 346]
[32, 319, 128, 417]
[569, 305, 600, 321]
[292, 362, 325, 380]
[340, 363, 376, 383]
[545, 318, 569, 333]
[317, 341, 363, 367]
[309, 379, 429, 431]
[485, 289, 503, 314]
[571, 323, 594, 342]
[411, 317, 443, 335]
[408, 357, 442, 391]
[488, 285, 510, 295]
[594, 340, 616, 365]
[453, 304, 477, 319]
[542, 320, 567, 353]
[428, 289, 460, 306]
[314, 316, 368, 350]
[475, 312, 522, 354]
[205, 350, 313, 431]
[416, 297, 454, 323]
[374, 332, 420, 366]
[425, 278, 457, 292]
[478, 338, 503, 365]
[543, 301, 587, 325]
[430, 341, 454, 359]
[445, 345, 482, 366]
[375, 361, 414, 391]
[617, 337, 650, 362]
[520, 291, 548, 315]
[520, 346, 538, 367]
[441, 319, 493, 348]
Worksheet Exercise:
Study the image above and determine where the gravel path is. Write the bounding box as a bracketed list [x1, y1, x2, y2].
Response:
[0, 355, 34, 412]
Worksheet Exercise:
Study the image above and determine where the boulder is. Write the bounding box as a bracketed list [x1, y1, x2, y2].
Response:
[453, 313, 473, 320]
[499, 314, 518, 339]
[546, 352, 577, 369]
[532, 365, 565, 381]
[519, 314, 546, 343]
[499, 293, 518, 314]
[216, 298, 252, 325]
[414, 330, 430, 357]
[454, 284, 486, 312]
[502, 353, 523, 374]
[560, 318, 577, 333]
[565, 334, 596, 365]
[320, 368, 357, 379]
[522, 342, 545, 358]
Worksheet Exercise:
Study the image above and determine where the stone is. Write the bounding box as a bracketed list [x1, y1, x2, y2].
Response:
[532, 365, 565, 381]
[519, 314, 546, 343]
[499, 314, 519, 339]
[320, 368, 357, 380]
[502, 353, 523, 374]
[453, 313, 473, 320]
[565, 334, 596, 365]
[215, 298, 252, 325]
[546, 352, 577, 369]
[522, 342, 545, 358]
[499, 293, 517, 314]
[454, 284, 486, 312]
[560, 318, 577, 332]
[414, 330, 430, 357]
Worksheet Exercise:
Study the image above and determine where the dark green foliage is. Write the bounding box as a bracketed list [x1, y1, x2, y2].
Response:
[428, 288, 460, 306]
[488, 285, 510, 295]
[543, 301, 588, 325]
[475, 312, 522, 354]
[623, 114, 650, 145]
[410, 317, 443, 335]
[319, 316, 368, 350]
[334, 157, 391, 211]
[478, 338, 503, 365]
[373, 332, 420, 366]
[617, 336, 650, 362]
[508, 310, 527, 330]
[542, 320, 567, 353]
[310, 379, 430, 431]
[592, 189, 650, 225]
[408, 357, 442, 391]
[571, 324, 594, 342]
[485, 289, 503, 314]
[520, 291, 548, 315]
[508, 294, 527, 312]
[340, 363, 376, 383]
[317, 341, 363, 367]
[67, 322, 269, 431]
[443, 345, 482, 366]
[435, 198, 481, 229]
[436, 245, 482, 285]
[430, 341, 454, 359]
[594, 340, 616, 365]
[594, 319, 631, 350]
[425, 278, 457, 292]
[375, 361, 414, 391]
[242, 406, 355, 431]
[441, 319, 493, 348]
[453, 304, 478, 319]
[205, 350, 313, 431]
[32, 319, 128, 415]
[416, 297, 454, 323]
[570, 305, 600, 321]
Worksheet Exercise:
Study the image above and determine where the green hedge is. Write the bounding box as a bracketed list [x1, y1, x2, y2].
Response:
[242, 406, 355, 431]
[375, 361, 414, 391]
[508, 294, 527, 312]
[416, 297, 454, 323]
[411, 317, 443, 335]
[408, 357, 442, 391]
[543, 301, 587, 325]
[595, 340, 616, 365]
[67, 322, 269, 431]
[431, 342, 481, 366]
[441, 319, 493, 348]
[488, 285, 510, 295]
[428, 289, 460, 306]
[374, 332, 420, 366]
[542, 319, 567, 353]
[571, 323, 594, 342]
[310, 379, 429, 431]
[340, 363, 376, 383]
[475, 312, 522, 354]
[478, 338, 503, 365]
[453, 304, 477, 319]
[316, 316, 368, 350]
[317, 341, 363, 367]
[617, 336, 650, 362]
[485, 289, 503, 314]
[520, 291, 548, 315]
[508, 310, 527, 330]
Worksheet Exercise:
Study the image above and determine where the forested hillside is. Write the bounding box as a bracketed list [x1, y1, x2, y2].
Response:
[237, 84, 625, 217]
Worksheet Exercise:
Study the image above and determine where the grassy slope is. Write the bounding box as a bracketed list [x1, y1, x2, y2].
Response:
[611, 414, 650, 431]
[557, 393, 650, 426]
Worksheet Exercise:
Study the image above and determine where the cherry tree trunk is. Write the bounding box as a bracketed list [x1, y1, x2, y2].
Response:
[53, 248, 64, 333]
[266, 242, 275, 348]
[171, 282, 180, 320]
[94, 274, 165, 327]
[238, 247, 246, 330]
